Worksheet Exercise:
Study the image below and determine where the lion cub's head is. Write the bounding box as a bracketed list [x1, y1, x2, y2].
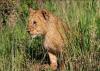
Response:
[27, 8, 49, 38]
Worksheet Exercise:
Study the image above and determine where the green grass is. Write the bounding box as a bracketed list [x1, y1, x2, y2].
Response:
[0, 0, 100, 71]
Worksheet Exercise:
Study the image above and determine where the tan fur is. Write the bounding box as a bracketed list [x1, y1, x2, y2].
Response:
[27, 8, 69, 71]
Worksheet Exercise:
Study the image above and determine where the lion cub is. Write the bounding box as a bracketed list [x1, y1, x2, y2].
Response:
[27, 8, 69, 71]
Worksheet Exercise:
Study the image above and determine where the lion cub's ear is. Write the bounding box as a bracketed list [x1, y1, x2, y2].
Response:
[41, 10, 49, 20]
[29, 8, 36, 13]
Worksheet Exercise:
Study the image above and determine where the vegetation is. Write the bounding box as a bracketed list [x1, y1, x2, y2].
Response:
[0, 0, 100, 71]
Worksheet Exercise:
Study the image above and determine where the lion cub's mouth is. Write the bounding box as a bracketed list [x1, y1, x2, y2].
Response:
[31, 33, 42, 39]
[31, 35, 38, 38]
[27, 30, 43, 39]
[27, 31, 37, 38]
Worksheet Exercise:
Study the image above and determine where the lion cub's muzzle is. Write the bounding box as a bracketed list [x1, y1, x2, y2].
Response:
[27, 30, 30, 34]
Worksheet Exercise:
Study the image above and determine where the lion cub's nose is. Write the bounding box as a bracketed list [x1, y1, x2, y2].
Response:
[27, 30, 30, 34]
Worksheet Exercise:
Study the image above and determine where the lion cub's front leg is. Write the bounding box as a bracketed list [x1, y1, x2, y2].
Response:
[48, 52, 57, 71]
[44, 37, 58, 70]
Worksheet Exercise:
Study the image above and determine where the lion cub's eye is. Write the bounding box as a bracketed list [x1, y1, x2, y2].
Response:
[33, 21, 37, 26]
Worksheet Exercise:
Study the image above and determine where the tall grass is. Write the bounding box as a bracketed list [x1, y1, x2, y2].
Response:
[0, 0, 100, 71]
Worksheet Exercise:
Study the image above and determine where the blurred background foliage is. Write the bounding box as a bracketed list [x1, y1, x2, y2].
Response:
[0, 0, 100, 71]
